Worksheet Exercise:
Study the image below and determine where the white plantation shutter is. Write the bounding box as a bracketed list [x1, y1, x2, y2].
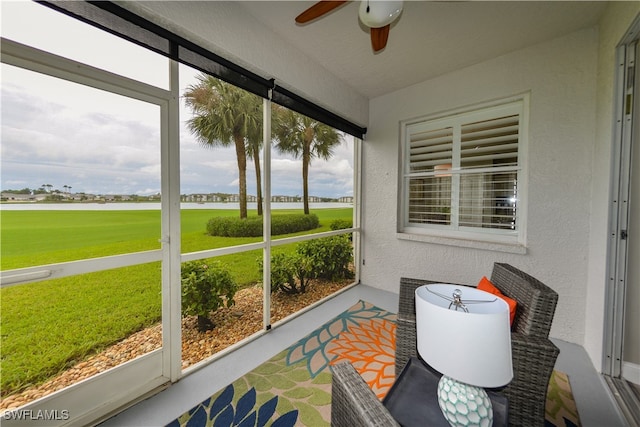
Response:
[402, 99, 525, 240]
[409, 126, 453, 172]
[460, 115, 519, 169]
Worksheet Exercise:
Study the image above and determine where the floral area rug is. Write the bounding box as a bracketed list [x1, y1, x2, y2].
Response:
[167, 300, 580, 427]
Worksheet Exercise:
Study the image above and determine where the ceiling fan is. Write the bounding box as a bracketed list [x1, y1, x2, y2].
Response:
[295, 1, 404, 52]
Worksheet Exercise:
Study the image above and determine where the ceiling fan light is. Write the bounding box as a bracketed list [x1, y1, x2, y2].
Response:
[358, 0, 403, 28]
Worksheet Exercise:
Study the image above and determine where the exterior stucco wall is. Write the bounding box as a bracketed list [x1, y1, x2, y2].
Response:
[585, 2, 640, 370]
[362, 28, 599, 344]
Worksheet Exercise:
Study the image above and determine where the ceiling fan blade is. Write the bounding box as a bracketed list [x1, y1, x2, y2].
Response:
[295, 1, 348, 24]
[370, 25, 390, 52]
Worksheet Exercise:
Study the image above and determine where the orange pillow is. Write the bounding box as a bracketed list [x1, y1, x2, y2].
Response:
[477, 276, 517, 326]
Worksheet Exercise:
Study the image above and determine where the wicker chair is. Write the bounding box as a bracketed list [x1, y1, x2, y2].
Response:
[331, 263, 560, 427]
[331, 361, 400, 427]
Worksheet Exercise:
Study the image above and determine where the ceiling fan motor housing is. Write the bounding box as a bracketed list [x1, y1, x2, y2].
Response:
[358, 0, 403, 28]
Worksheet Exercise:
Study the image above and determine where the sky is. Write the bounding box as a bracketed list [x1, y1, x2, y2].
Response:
[0, 1, 355, 199]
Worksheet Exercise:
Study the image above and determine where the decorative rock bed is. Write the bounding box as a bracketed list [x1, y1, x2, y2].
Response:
[0, 280, 350, 411]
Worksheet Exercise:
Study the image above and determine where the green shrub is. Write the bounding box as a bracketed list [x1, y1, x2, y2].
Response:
[257, 252, 312, 294]
[259, 252, 312, 294]
[296, 235, 354, 281]
[330, 219, 353, 241]
[207, 213, 320, 237]
[206, 216, 262, 237]
[181, 260, 238, 332]
[272, 213, 319, 235]
[330, 218, 352, 230]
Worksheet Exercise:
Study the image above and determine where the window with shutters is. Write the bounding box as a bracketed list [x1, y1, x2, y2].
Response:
[399, 96, 527, 247]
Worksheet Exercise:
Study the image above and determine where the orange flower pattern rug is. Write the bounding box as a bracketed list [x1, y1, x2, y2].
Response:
[167, 300, 580, 427]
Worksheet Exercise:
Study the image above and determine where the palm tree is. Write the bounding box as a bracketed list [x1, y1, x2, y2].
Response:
[183, 75, 262, 219]
[272, 108, 342, 214]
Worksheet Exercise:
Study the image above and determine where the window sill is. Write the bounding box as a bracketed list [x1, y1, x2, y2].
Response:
[396, 232, 527, 254]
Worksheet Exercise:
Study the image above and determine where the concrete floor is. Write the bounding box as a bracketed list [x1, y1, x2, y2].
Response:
[100, 284, 628, 427]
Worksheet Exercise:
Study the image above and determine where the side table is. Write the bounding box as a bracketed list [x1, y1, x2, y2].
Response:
[382, 357, 508, 427]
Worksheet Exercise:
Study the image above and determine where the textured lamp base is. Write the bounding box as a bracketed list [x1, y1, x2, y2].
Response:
[437, 375, 493, 427]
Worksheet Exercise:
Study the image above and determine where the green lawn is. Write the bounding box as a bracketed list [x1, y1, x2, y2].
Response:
[0, 207, 352, 395]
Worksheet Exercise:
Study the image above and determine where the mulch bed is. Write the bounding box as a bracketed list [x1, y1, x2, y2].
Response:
[0, 280, 351, 411]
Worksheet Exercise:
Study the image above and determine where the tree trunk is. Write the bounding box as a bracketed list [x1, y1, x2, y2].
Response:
[234, 134, 248, 219]
[254, 153, 263, 216]
[302, 138, 311, 215]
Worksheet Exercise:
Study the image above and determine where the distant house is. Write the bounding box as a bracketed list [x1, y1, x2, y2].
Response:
[271, 195, 299, 202]
[184, 194, 206, 202]
[0, 192, 47, 202]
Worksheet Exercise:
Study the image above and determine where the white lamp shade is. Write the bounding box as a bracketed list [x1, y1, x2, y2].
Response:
[358, 1, 403, 28]
[415, 284, 513, 388]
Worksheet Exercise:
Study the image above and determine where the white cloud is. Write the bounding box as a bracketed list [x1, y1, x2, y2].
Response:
[1, 64, 163, 195]
[272, 158, 300, 174]
[1, 8, 355, 199]
[201, 160, 238, 172]
[2, 1, 168, 88]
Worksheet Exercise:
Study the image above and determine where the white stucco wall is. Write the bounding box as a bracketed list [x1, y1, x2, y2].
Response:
[362, 28, 600, 344]
[119, 1, 369, 127]
[584, 2, 640, 370]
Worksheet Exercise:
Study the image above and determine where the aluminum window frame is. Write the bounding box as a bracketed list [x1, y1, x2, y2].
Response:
[0, 36, 179, 427]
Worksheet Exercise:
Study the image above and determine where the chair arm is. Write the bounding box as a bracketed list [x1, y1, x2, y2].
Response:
[502, 333, 560, 427]
[331, 362, 399, 427]
[395, 317, 417, 376]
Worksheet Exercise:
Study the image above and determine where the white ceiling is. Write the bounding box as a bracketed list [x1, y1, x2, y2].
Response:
[237, 1, 608, 99]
